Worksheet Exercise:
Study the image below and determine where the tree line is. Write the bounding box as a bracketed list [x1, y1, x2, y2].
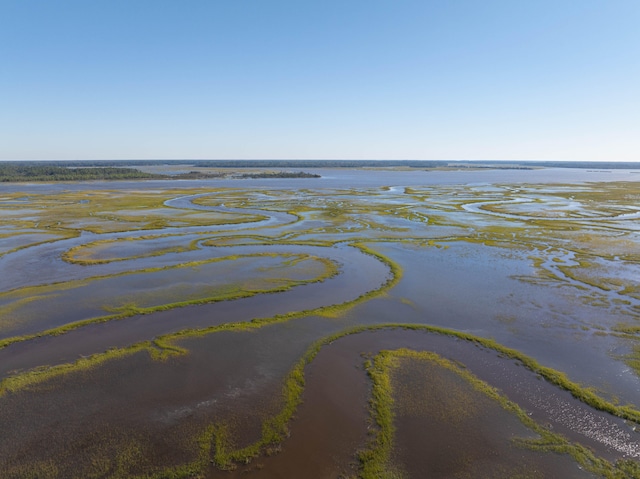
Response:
[0, 164, 322, 182]
[0, 164, 160, 182]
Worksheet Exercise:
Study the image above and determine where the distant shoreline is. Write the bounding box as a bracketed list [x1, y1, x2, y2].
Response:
[1, 159, 639, 170]
[1, 160, 639, 183]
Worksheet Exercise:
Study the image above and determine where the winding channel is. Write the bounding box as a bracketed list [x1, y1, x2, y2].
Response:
[0, 193, 391, 376]
[2, 189, 640, 476]
[0, 193, 298, 291]
[462, 197, 640, 221]
[228, 327, 640, 479]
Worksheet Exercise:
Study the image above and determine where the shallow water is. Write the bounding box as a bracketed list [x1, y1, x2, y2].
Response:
[391, 356, 593, 478]
[2, 321, 635, 478]
[1, 168, 639, 477]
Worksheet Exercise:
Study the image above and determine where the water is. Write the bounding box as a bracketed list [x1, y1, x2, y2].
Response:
[1, 167, 639, 478]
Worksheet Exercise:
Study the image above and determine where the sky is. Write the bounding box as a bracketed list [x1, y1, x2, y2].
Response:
[1, 0, 639, 161]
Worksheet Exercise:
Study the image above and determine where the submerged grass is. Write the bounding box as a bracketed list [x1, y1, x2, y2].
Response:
[0, 237, 396, 350]
[623, 344, 640, 377]
[0, 252, 339, 350]
[5, 184, 640, 476]
[0, 229, 78, 258]
[181, 323, 640, 474]
[361, 348, 640, 479]
[62, 235, 194, 265]
[0, 342, 151, 396]
[4, 322, 640, 477]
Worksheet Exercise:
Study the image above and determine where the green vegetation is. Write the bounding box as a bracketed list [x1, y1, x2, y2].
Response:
[0, 231, 79, 258]
[0, 164, 161, 182]
[0, 237, 401, 350]
[0, 343, 149, 396]
[3, 181, 640, 477]
[622, 344, 640, 377]
[359, 352, 404, 479]
[4, 323, 640, 477]
[0, 189, 268, 236]
[0, 252, 339, 348]
[360, 348, 640, 479]
[239, 171, 321, 179]
[61, 235, 195, 265]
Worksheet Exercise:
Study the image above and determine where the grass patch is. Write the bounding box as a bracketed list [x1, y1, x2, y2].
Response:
[0, 252, 340, 349]
[360, 348, 640, 479]
[4, 322, 640, 477]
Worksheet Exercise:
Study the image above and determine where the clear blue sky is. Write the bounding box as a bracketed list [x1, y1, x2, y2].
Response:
[1, 0, 638, 161]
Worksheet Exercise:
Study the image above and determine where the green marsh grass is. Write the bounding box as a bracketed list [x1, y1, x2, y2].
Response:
[4, 323, 640, 477]
[4, 183, 640, 476]
[0, 252, 339, 349]
[360, 348, 640, 479]
[62, 235, 194, 265]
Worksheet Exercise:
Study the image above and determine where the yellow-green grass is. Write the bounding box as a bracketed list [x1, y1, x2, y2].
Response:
[0, 252, 339, 350]
[0, 240, 640, 421]
[0, 230, 79, 258]
[622, 344, 640, 377]
[3, 322, 640, 477]
[0, 240, 403, 396]
[4, 184, 640, 475]
[65, 232, 344, 266]
[558, 264, 639, 302]
[62, 234, 195, 265]
[1, 189, 268, 236]
[360, 348, 640, 479]
[1, 237, 402, 350]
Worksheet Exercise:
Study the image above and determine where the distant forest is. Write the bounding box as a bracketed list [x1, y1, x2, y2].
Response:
[0, 163, 320, 182]
[0, 164, 160, 182]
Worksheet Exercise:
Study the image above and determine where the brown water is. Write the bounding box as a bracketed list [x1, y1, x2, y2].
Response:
[240, 328, 637, 478]
[3, 323, 628, 478]
[391, 357, 593, 478]
[1, 168, 639, 477]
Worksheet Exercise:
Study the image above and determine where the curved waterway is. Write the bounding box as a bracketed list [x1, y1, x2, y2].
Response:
[0, 193, 298, 291]
[0, 191, 390, 373]
[1, 171, 639, 477]
[163, 192, 298, 228]
[0, 242, 390, 376]
[462, 198, 640, 221]
[222, 328, 640, 479]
